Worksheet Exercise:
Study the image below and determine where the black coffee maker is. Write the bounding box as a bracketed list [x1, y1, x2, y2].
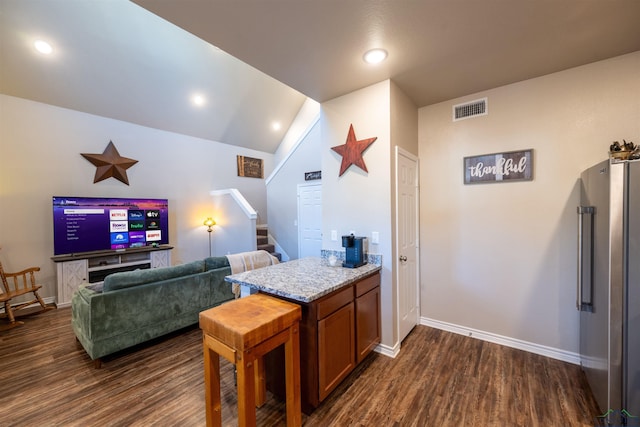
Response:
[342, 234, 367, 268]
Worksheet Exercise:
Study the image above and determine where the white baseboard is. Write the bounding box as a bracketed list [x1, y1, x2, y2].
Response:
[420, 316, 581, 365]
[375, 341, 400, 358]
[269, 234, 290, 262]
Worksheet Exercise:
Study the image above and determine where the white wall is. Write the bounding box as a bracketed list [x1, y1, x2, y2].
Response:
[0, 94, 273, 300]
[321, 81, 395, 348]
[390, 81, 419, 346]
[273, 98, 321, 166]
[418, 51, 640, 355]
[266, 120, 322, 260]
[210, 190, 257, 256]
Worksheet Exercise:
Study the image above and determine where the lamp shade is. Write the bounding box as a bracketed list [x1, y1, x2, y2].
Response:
[203, 217, 216, 257]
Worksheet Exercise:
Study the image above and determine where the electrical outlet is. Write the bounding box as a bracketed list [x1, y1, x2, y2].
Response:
[371, 231, 379, 244]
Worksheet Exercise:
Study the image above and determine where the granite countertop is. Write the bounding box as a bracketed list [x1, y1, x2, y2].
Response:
[224, 257, 381, 303]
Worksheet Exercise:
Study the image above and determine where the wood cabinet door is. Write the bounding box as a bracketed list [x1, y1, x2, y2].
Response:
[356, 286, 381, 363]
[318, 302, 355, 400]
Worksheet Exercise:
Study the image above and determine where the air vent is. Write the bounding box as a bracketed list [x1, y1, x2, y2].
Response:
[453, 98, 488, 121]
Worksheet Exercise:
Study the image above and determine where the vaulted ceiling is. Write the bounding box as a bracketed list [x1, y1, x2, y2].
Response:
[3, 0, 640, 153]
[0, 0, 306, 153]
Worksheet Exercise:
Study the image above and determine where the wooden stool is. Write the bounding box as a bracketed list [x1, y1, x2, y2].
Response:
[199, 293, 302, 427]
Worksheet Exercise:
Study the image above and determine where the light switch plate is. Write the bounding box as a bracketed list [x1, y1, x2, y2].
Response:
[371, 231, 379, 244]
[331, 230, 337, 241]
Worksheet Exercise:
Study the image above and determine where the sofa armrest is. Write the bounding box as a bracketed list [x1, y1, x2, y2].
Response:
[71, 287, 94, 344]
[207, 266, 235, 306]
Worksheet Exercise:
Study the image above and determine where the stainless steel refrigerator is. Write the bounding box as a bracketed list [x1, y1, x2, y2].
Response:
[578, 159, 640, 425]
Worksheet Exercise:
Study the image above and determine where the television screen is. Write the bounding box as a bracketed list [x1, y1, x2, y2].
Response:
[52, 196, 169, 255]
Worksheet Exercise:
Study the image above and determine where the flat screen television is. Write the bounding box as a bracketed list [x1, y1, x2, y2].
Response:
[52, 196, 169, 256]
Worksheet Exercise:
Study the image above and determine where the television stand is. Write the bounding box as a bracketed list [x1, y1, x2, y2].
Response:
[52, 246, 173, 307]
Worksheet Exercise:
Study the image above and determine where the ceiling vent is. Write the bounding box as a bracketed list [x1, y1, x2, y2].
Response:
[453, 97, 488, 121]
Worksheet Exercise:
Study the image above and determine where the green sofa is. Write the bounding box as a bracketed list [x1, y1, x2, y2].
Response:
[71, 256, 235, 364]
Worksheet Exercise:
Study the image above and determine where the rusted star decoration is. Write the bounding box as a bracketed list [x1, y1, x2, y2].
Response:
[81, 141, 138, 185]
[331, 124, 377, 177]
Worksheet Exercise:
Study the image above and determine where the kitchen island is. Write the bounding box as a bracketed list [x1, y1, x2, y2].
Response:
[225, 257, 382, 413]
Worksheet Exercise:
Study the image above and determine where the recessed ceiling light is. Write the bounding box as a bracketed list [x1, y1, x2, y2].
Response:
[192, 94, 206, 106]
[363, 48, 387, 64]
[271, 122, 281, 131]
[34, 40, 53, 55]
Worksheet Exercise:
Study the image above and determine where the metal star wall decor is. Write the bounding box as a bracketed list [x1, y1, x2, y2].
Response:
[81, 141, 138, 185]
[331, 124, 377, 177]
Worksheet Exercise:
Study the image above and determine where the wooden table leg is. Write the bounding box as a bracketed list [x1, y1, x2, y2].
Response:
[284, 322, 302, 427]
[204, 343, 222, 427]
[236, 350, 257, 426]
[254, 356, 266, 407]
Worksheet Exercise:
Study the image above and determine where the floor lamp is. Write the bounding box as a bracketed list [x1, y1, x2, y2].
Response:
[204, 217, 216, 257]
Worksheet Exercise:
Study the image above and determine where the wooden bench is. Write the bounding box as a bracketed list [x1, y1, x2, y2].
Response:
[199, 293, 302, 426]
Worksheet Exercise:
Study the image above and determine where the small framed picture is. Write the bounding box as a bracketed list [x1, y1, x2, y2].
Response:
[237, 155, 263, 178]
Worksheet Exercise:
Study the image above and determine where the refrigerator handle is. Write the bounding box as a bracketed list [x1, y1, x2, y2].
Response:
[577, 206, 594, 311]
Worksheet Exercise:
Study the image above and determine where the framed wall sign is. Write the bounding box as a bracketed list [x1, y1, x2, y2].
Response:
[464, 149, 533, 184]
[237, 155, 263, 178]
[304, 171, 322, 181]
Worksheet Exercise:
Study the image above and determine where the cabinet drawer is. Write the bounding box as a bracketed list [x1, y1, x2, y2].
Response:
[355, 272, 380, 297]
[316, 286, 354, 320]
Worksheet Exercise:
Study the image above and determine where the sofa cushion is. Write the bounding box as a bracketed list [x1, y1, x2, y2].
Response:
[204, 256, 230, 271]
[103, 260, 205, 292]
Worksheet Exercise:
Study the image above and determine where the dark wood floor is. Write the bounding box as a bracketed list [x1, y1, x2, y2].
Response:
[0, 307, 600, 426]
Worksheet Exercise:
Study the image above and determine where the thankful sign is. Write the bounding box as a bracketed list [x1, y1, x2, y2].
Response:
[464, 149, 533, 184]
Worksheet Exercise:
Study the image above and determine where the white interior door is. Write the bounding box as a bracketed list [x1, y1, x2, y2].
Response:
[298, 183, 322, 258]
[396, 147, 420, 343]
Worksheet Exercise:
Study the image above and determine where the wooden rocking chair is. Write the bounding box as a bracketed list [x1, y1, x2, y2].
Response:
[0, 257, 53, 329]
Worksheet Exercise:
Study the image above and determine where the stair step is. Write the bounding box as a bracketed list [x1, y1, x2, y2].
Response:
[256, 227, 279, 260]
[258, 243, 275, 253]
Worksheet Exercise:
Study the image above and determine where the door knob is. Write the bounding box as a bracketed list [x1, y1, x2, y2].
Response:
[399, 255, 407, 262]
